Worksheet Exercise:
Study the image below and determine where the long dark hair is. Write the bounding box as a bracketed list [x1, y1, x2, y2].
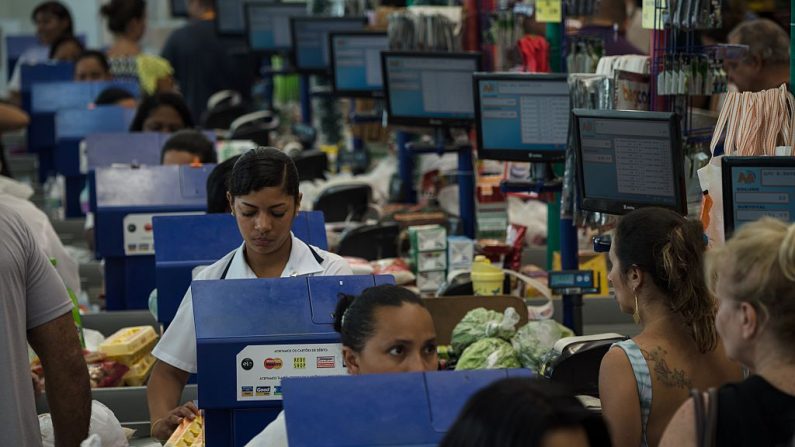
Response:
[100, 0, 146, 34]
[440, 378, 611, 447]
[32, 1, 74, 36]
[333, 285, 425, 352]
[616, 207, 716, 352]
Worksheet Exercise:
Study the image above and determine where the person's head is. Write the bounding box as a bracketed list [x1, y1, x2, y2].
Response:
[609, 207, 716, 353]
[32, 2, 73, 45]
[160, 130, 216, 165]
[95, 87, 137, 108]
[440, 378, 611, 447]
[333, 285, 437, 374]
[206, 155, 240, 213]
[75, 50, 111, 81]
[707, 218, 795, 368]
[227, 147, 300, 258]
[726, 19, 790, 92]
[49, 35, 84, 61]
[593, 0, 628, 28]
[100, 0, 147, 41]
[186, 0, 214, 19]
[129, 92, 193, 133]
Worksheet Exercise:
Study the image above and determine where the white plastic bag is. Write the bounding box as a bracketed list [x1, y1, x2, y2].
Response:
[41, 401, 129, 447]
[698, 155, 725, 246]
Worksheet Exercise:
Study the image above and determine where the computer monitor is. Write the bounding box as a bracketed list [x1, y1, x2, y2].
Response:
[290, 16, 368, 73]
[329, 31, 388, 97]
[245, 2, 307, 53]
[721, 156, 795, 236]
[381, 51, 482, 127]
[573, 109, 686, 215]
[215, 0, 260, 36]
[474, 73, 569, 162]
[171, 0, 188, 17]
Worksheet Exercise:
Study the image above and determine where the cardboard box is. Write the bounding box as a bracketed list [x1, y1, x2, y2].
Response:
[415, 250, 447, 272]
[448, 236, 474, 270]
[416, 270, 446, 292]
[409, 225, 447, 252]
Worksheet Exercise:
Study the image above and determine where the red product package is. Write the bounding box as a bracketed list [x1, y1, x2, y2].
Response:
[88, 360, 129, 388]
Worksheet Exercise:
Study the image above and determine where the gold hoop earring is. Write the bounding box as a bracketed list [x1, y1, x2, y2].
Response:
[633, 293, 641, 325]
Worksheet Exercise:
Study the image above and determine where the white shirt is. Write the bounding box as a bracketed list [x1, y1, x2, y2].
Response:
[152, 233, 352, 373]
[0, 177, 81, 295]
[245, 411, 288, 447]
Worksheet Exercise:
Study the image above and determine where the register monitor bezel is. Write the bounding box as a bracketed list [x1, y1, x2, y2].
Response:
[473, 72, 570, 162]
[721, 156, 795, 237]
[381, 50, 483, 128]
[328, 31, 388, 98]
[573, 109, 687, 216]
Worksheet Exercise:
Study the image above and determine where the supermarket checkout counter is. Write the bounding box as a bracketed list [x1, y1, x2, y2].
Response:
[83, 131, 217, 172]
[282, 369, 533, 446]
[153, 212, 327, 327]
[90, 164, 215, 310]
[193, 274, 394, 446]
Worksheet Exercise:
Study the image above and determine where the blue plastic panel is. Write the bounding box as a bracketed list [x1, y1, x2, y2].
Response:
[282, 369, 533, 447]
[32, 80, 139, 113]
[152, 212, 328, 326]
[94, 164, 214, 209]
[85, 131, 217, 170]
[20, 62, 74, 92]
[55, 106, 136, 140]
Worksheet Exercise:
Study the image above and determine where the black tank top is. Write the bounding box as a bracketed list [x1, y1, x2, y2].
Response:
[716, 375, 795, 447]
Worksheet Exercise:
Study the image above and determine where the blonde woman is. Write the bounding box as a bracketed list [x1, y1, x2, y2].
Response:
[660, 218, 795, 447]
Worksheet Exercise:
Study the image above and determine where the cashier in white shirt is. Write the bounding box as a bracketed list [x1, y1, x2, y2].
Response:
[147, 147, 352, 442]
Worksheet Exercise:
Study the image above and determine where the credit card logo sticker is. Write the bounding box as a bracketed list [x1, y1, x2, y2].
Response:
[317, 356, 335, 368]
[256, 386, 271, 396]
[241, 386, 253, 397]
[294, 357, 306, 369]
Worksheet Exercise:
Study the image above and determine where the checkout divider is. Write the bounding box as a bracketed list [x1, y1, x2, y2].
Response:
[20, 62, 74, 116]
[28, 80, 139, 185]
[152, 212, 328, 327]
[56, 106, 137, 217]
[90, 164, 215, 310]
[283, 369, 533, 447]
[193, 275, 395, 445]
[83, 131, 216, 172]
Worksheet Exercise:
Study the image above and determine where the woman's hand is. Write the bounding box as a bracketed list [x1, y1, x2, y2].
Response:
[151, 401, 200, 441]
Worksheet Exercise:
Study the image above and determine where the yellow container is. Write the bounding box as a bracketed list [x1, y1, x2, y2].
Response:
[471, 256, 504, 296]
[99, 326, 158, 366]
[123, 353, 156, 386]
[166, 415, 204, 447]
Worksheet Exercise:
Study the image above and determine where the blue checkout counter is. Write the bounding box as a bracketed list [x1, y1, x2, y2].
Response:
[6, 35, 43, 79]
[20, 62, 74, 115]
[84, 131, 215, 172]
[56, 106, 137, 217]
[152, 211, 328, 326]
[193, 275, 395, 446]
[90, 164, 215, 310]
[283, 369, 533, 446]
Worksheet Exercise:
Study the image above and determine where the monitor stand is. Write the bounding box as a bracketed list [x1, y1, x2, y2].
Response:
[501, 162, 563, 194]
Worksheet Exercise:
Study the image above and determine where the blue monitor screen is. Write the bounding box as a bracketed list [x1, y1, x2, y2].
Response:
[384, 55, 478, 121]
[247, 4, 306, 51]
[293, 18, 367, 71]
[477, 77, 569, 157]
[578, 116, 678, 207]
[331, 33, 388, 94]
[728, 165, 795, 228]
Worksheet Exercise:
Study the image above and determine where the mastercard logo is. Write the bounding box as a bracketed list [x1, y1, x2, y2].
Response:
[264, 358, 283, 370]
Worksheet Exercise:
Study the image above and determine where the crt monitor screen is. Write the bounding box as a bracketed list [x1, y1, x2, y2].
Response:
[246, 3, 307, 52]
[721, 156, 795, 236]
[474, 73, 569, 161]
[381, 51, 481, 127]
[330, 32, 388, 97]
[574, 109, 686, 215]
[171, 0, 188, 17]
[291, 17, 368, 72]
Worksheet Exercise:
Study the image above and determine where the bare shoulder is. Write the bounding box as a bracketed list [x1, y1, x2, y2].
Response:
[599, 346, 643, 447]
[659, 395, 700, 447]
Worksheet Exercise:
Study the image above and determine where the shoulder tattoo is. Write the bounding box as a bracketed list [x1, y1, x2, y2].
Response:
[640, 346, 693, 389]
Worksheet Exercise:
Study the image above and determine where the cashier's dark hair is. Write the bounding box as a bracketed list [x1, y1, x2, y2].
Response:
[206, 155, 240, 213]
[440, 378, 611, 447]
[228, 147, 299, 201]
[615, 207, 717, 353]
[161, 129, 217, 164]
[129, 92, 194, 132]
[334, 285, 425, 352]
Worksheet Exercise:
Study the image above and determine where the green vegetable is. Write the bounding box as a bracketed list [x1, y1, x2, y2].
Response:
[511, 320, 574, 373]
[451, 307, 520, 354]
[455, 338, 521, 370]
